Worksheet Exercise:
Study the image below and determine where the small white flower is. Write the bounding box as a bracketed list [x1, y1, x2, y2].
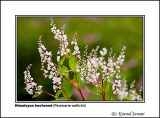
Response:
[66, 49, 70, 53]
[32, 82, 37, 86]
[41, 45, 46, 50]
[56, 29, 60, 33]
[47, 64, 51, 70]
[74, 46, 79, 51]
[57, 51, 60, 54]
[54, 34, 59, 39]
[38, 48, 43, 54]
[44, 70, 48, 74]
[102, 48, 107, 53]
[38, 85, 43, 89]
[57, 56, 60, 62]
[49, 74, 53, 79]
[71, 41, 74, 44]
[46, 51, 52, 56]
[53, 85, 57, 91]
[43, 74, 48, 78]
[113, 91, 116, 94]
[28, 91, 33, 95]
[62, 35, 67, 40]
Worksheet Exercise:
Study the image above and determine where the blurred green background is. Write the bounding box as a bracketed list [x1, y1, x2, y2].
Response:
[17, 17, 143, 101]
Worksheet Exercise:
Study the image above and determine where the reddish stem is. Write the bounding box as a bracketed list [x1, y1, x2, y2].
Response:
[79, 90, 85, 101]
[102, 92, 105, 101]
[75, 72, 78, 81]
[41, 90, 55, 97]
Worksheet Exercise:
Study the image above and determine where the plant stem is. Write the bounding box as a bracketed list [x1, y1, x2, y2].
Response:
[79, 90, 85, 101]
[102, 92, 105, 101]
[75, 72, 78, 80]
[41, 90, 55, 98]
[103, 92, 105, 100]
[65, 48, 70, 59]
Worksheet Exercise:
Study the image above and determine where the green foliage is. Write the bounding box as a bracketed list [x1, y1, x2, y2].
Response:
[32, 94, 40, 98]
[105, 82, 112, 100]
[85, 83, 101, 95]
[110, 94, 118, 101]
[55, 90, 62, 99]
[59, 65, 69, 78]
[62, 79, 73, 98]
[69, 54, 78, 70]
[58, 55, 66, 66]
[104, 73, 115, 100]
[122, 96, 132, 101]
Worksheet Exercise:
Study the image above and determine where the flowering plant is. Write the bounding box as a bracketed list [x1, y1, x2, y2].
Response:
[24, 19, 143, 101]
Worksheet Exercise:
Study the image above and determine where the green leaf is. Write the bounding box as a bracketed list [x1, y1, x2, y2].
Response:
[69, 54, 78, 70]
[105, 82, 112, 100]
[104, 73, 116, 100]
[102, 80, 107, 90]
[110, 94, 118, 101]
[62, 79, 73, 98]
[85, 83, 101, 95]
[58, 55, 66, 66]
[59, 65, 69, 78]
[122, 96, 132, 101]
[73, 72, 84, 89]
[77, 73, 84, 89]
[55, 90, 62, 99]
[32, 94, 40, 98]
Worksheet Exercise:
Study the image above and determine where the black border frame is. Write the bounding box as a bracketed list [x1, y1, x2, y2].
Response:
[15, 15, 145, 103]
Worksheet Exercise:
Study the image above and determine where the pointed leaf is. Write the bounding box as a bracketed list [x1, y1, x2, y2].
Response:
[69, 54, 78, 70]
[104, 72, 116, 100]
[62, 79, 73, 98]
[55, 90, 62, 99]
[122, 96, 132, 101]
[85, 83, 101, 95]
[32, 93, 40, 98]
[58, 55, 66, 66]
[105, 82, 112, 100]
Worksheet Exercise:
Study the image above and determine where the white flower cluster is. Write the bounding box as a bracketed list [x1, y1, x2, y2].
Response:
[84, 47, 113, 86]
[24, 64, 43, 95]
[114, 46, 126, 69]
[76, 46, 125, 88]
[112, 79, 128, 100]
[118, 80, 128, 100]
[38, 35, 57, 78]
[71, 33, 80, 58]
[50, 19, 70, 62]
[128, 80, 142, 100]
[112, 79, 142, 100]
[129, 89, 142, 100]
[85, 57, 101, 87]
[52, 77, 62, 92]
[76, 57, 87, 82]
[38, 35, 61, 93]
